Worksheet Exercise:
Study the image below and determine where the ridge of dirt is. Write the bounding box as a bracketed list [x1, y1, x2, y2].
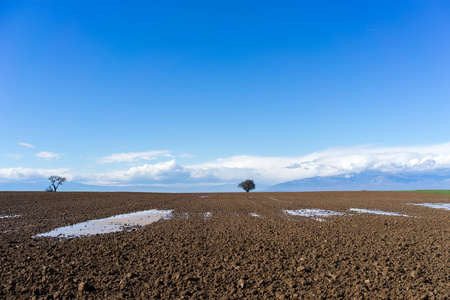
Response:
[1, 191, 449, 299]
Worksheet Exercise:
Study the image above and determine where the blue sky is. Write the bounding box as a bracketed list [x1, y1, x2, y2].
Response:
[1, 0, 450, 191]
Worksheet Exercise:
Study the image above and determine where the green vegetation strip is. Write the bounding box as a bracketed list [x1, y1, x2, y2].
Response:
[401, 190, 450, 195]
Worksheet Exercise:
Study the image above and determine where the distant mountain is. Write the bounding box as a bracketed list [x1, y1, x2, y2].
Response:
[267, 171, 450, 192]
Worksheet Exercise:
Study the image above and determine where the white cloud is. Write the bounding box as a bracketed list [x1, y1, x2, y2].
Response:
[80, 159, 188, 186]
[97, 150, 172, 164]
[18, 142, 35, 148]
[179, 153, 196, 159]
[5, 143, 450, 189]
[76, 143, 450, 187]
[35, 152, 60, 160]
[0, 167, 70, 183]
[2, 153, 22, 160]
[185, 143, 450, 185]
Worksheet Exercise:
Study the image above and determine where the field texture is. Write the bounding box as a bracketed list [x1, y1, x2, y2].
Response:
[1, 191, 449, 299]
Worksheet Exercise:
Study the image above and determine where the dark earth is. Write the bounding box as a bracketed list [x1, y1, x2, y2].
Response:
[1, 191, 449, 299]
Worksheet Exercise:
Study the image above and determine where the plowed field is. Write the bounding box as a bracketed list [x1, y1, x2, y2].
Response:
[1, 191, 449, 299]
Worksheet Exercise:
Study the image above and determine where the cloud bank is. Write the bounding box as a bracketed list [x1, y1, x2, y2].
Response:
[83, 143, 450, 187]
[78, 159, 188, 186]
[1, 143, 450, 189]
[0, 167, 70, 183]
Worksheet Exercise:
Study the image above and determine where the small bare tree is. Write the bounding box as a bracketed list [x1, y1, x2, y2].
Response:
[46, 175, 66, 192]
[238, 179, 255, 193]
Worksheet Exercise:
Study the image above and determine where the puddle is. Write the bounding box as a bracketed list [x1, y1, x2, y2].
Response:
[34, 209, 173, 239]
[408, 203, 450, 210]
[284, 209, 345, 222]
[0, 215, 20, 219]
[349, 208, 409, 217]
[249, 213, 260, 217]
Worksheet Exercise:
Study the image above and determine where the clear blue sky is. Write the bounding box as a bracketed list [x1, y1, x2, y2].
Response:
[1, 1, 450, 191]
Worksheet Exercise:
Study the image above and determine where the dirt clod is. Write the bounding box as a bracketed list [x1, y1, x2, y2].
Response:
[78, 282, 95, 292]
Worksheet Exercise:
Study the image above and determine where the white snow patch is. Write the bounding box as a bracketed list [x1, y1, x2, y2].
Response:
[199, 195, 209, 198]
[270, 197, 293, 204]
[203, 212, 212, 219]
[284, 209, 345, 222]
[349, 208, 409, 217]
[0, 215, 20, 219]
[249, 213, 260, 217]
[409, 203, 450, 210]
[34, 209, 173, 239]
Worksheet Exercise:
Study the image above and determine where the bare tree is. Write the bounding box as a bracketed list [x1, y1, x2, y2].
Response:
[46, 175, 67, 192]
[238, 179, 255, 193]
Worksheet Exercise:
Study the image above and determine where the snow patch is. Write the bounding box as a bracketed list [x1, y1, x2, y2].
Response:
[0, 215, 20, 219]
[349, 208, 409, 217]
[409, 203, 450, 210]
[270, 197, 293, 204]
[284, 209, 345, 222]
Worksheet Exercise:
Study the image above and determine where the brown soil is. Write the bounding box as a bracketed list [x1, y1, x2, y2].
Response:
[1, 191, 449, 299]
